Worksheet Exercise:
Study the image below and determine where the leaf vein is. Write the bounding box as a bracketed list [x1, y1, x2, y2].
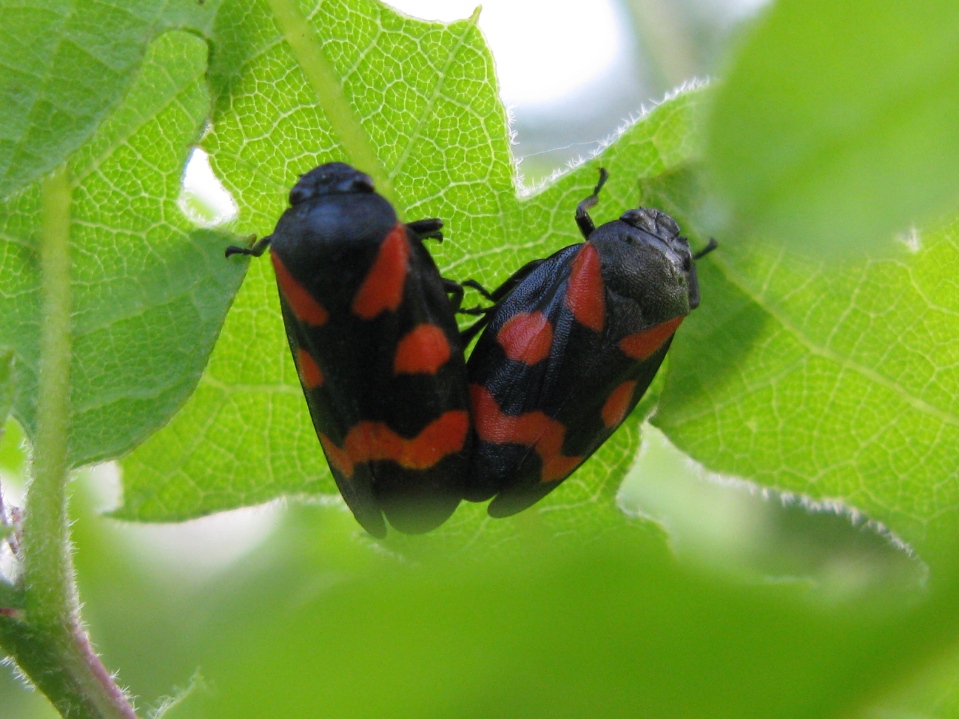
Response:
[717, 258, 959, 429]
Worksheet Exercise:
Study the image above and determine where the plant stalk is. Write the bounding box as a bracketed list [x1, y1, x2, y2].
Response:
[0, 167, 140, 719]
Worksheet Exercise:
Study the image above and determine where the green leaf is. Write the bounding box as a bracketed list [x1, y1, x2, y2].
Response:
[862, 643, 959, 719]
[706, 0, 959, 253]
[105, 0, 959, 567]
[0, 31, 245, 467]
[167, 537, 959, 719]
[0, 0, 220, 199]
[634, 164, 959, 563]
[117, 0, 704, 529]
[655, 220, 959, 563]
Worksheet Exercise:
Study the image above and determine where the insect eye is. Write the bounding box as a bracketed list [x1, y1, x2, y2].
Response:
[620, 209, 648, 230]
[660, 215, 680, 236]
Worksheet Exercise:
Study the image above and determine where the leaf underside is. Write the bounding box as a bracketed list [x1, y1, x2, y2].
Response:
[0, 0, 953, 563]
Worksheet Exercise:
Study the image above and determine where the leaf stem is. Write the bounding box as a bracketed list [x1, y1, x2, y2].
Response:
[24, 166, 74, 631]
[0, 167, 141, 719]
[266, 0, 398, 207]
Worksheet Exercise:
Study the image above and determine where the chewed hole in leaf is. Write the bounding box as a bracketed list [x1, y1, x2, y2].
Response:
[178, 148, 238, 227]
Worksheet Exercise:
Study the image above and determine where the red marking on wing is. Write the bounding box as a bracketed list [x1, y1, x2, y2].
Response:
[496, 311, 554, 365]
[351, 223, 410, 319]
[564, 243, 605, 331]
[618, 316, 683, 359]
[470, 384, 582, 483]
[296, 347, 324, 389]
[318, 411, 469, 478]
[601, 380, 637, 428]
[272, 253, 329, 326]
[320, 434, 354, 477]
[393, 324, 451, 375]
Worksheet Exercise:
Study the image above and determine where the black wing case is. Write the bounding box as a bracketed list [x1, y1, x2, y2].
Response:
[271, 201, 469, 537]
[466, 240, 684, 517]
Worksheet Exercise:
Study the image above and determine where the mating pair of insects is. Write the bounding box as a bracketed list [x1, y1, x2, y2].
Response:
[226, 162, 714, 537]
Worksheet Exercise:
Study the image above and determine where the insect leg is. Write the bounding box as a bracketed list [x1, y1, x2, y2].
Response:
[457, 259, 547, 345]
[441, 278, 465, 312]
[407, 218, 444, 241]
[693, 238, 718, 260]
[575, 168, 609, 240]
[687, 238, 718, 310]
[225, 235, 272, 258]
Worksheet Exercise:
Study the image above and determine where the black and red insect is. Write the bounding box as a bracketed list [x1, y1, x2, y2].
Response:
[463, 168, 715, 517]
[226, 162, 470, 537]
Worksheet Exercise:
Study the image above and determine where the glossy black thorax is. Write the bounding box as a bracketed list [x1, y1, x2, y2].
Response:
[270, 175, 398, 316]
[592, 206, 699, 325]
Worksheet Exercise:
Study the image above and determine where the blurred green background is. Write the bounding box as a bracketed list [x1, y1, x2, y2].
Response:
[3, 0, 958, 717]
